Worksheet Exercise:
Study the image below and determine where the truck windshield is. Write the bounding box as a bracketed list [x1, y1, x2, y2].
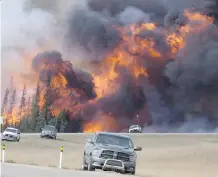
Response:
[44, 125, 55, 131]
[96, 134, 134, 149]
[6, 128, 17, 133]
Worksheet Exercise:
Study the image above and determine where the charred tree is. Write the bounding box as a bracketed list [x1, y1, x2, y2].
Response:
[1, 88, 9, 115]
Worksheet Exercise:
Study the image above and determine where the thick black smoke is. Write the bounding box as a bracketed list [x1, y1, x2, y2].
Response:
[32, 50, 96, 99]
[66, 0, 168, 60]
[206, 0, 218, 23]
[64, 0, 218, 132]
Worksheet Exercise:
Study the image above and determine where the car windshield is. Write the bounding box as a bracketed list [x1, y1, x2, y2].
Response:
[5, 128, 17, 133]
[43, 125, 55, 131]
[130, 125, 139, 128]
[96, 134, 134, 149]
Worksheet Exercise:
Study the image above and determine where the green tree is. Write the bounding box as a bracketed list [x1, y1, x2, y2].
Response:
[57, 110, 69, 132]
[36, 77, 53, 131]
[31, 80, 40, 131]
[43, 76, 53, 125]
[18, 85, 27, 128]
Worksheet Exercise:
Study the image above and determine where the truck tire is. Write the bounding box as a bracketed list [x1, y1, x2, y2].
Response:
[130, 171, 135, 175]
[82, 155, 88, 170]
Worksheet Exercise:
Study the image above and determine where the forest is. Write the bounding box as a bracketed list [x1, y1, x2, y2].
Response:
[1, 76, 83, 133]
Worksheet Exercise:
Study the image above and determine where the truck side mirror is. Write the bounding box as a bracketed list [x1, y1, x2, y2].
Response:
[134, 147, 142, 151]
[87, 139, 94, 144]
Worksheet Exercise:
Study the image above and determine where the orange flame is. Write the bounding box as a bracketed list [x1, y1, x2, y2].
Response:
[83, 112, 119, 132]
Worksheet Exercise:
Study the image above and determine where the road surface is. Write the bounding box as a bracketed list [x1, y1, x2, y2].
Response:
[1, 163, 139, 177]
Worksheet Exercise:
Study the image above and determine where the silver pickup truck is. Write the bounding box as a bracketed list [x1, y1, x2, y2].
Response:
[82, 132, 142, 175]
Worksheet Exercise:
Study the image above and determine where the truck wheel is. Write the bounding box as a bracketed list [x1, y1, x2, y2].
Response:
[130, 171, 135, 175]
[82, 155, 88, 170]
[87, 158, 95, 171]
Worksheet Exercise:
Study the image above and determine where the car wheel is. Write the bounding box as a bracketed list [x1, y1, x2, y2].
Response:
[54, 136, 56, 140]
[87, 157, 95, 171]
[17, 138, 20, 142]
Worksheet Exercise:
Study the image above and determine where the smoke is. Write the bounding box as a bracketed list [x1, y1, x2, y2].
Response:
[2, 0, 218, 132]
[64, 0, 218, 132]
[1, 0, 61, 98]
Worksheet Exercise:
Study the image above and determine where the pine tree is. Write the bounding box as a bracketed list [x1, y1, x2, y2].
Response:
[43, 76, 53, 125]
[57, 110, 69, 132]
[1, 88, 9, 115]
[8, 89, 17, 126]
[35, 76, 53, 131]
[1, 88, 10, 129]
[31, 79, 40, 131]
[18, 85, 27, 128]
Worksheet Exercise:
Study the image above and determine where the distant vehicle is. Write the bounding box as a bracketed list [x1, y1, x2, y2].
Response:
[40, 125, 57, 139]
[82, 132, 142, 175]
[129, 125, 142, 133]
[1, 127, 20, 141]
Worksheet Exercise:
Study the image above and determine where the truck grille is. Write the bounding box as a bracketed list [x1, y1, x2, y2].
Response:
[117, 152, 129, 162]
[105, 159, 123, 167]
[101, 150, 114, 159]
[101, 150, 130, 162]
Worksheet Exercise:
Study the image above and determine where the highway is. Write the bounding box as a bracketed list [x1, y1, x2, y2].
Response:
[1, 163, 138, 177]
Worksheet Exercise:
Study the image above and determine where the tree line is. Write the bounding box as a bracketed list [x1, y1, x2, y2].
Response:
[1, 77, 83, 133]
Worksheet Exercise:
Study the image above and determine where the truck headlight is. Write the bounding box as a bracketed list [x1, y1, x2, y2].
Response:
[92, 149, 101, 157]
[129, 153, 137, 162]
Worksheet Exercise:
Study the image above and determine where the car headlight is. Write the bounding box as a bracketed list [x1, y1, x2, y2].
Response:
[92, 149, 101, 157]
[129, 153, 137, 162]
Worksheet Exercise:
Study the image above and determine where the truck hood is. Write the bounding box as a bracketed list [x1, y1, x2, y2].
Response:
[96, 143, 134, 153]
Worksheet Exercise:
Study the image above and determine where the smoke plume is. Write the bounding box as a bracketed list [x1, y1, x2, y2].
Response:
[2, 0, 218, 132]
[65, 0, 218, 132]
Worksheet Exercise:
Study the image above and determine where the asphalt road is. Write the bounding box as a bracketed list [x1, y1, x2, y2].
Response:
[1, 163, 139, 177]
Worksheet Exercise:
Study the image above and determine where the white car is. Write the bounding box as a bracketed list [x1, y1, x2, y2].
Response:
[129, 125, 142, 133]
[2, 127, 21, 141]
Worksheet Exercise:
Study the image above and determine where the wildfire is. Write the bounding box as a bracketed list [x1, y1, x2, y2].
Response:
[184, 10, 214, 23]
[2, 8, 215, 133]
[83, 112, 119, 132]
[167, 10, 214, 56]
